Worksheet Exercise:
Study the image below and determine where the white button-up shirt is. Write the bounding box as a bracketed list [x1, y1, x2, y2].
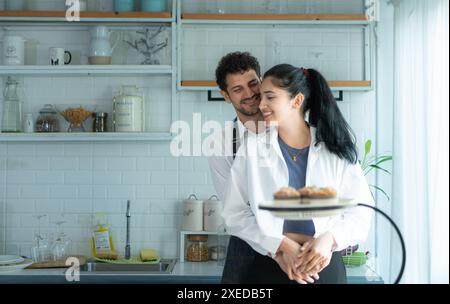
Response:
[208, 118, 247, 201]
[214, 125, 374, 257]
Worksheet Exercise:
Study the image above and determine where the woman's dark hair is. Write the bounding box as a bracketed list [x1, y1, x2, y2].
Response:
[264, 64, 358, 164]
[216, 52, 261, 91]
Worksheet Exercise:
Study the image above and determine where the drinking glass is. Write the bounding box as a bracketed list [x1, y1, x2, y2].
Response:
[31, 215, 52, 262]
[52, 220, 72, 261]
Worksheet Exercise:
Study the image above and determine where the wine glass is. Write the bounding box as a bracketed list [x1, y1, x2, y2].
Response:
[52, 219, 72, 261]
[31, 215, 52, 262]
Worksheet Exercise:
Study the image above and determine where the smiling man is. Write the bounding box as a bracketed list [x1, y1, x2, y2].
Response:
[208, 52, 263, 283]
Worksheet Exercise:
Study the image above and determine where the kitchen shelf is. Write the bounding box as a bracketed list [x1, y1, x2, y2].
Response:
[180, 80, 372, 92]
[0, 132, 173, 142]
[0, 11, 174, 23]
[0, 65, 173, 76]
[181, 13, 369, 25]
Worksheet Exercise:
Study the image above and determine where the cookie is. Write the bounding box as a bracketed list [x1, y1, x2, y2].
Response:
[273, 187, 301, 199]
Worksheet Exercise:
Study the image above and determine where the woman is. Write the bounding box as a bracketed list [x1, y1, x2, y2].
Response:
[222, 64, 374, 284]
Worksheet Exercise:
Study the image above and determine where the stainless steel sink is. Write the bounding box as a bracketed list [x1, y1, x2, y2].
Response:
[81, 259, 177, 274]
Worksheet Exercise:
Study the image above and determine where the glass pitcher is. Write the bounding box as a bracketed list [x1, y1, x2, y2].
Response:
[1, 77, 22, 133]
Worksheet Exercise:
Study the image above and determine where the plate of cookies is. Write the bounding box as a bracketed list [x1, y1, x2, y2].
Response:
[258, 186, 357, 220]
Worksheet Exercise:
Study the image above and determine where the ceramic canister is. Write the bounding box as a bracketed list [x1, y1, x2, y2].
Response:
[203, 195, 224, 232]
[2, 35, 26, 65]
[141, 0, 166, 12]
[182, 195, 203, 232]
[114, 0, 134, 11]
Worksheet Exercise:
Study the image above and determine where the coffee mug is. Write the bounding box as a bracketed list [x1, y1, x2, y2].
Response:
[49, 48, 72, 66]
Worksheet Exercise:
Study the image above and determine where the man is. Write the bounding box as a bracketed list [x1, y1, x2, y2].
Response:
[208, 52, 263, 283]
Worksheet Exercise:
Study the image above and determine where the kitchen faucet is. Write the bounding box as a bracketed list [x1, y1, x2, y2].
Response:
[125, 200, 131, 260]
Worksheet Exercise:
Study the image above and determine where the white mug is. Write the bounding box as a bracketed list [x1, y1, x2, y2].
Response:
[49, 47, 72, 66]
[2, 35, 26, 65]
[24, 113, 34, 133]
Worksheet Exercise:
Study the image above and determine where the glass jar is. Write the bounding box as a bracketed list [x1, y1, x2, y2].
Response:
[35, 104, 60, 133]
[186, 235, 209, 262]
[92, 112, 108, 132]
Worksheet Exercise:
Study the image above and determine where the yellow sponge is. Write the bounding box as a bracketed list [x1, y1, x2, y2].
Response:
[140, 249, 160, 262]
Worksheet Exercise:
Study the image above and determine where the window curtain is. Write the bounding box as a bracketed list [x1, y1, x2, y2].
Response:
[392, 0, 449, 283]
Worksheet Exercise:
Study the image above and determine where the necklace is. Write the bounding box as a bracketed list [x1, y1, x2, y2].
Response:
[280, 140, 305, 162]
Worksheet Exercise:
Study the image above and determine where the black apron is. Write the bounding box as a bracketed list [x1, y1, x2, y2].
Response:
[221, 118, 258, 284]
[248, 251, 347, 284]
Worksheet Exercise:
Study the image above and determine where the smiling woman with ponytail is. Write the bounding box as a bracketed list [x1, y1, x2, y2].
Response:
[221, 63, 374, 284]
[263, 64, 358, 164]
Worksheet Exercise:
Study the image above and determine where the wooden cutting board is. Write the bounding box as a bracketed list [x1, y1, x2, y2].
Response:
[27, 255, 86, 269]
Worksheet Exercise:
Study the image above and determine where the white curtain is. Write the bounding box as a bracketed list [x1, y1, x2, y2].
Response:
[392, 0, 449, 283]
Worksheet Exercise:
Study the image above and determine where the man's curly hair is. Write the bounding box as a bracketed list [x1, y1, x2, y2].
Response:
[215, 52, 261, 91]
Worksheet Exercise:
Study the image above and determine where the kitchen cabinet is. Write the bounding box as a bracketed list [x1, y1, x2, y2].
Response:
[177, 0, 374, 93]
[0, 1, 178, 142]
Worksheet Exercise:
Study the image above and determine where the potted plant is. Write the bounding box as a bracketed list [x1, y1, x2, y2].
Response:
[360, 139, 393, 201]
[341, 140, 393, 263]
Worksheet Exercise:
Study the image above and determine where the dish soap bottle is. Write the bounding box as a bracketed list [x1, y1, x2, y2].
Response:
[92, 213, 117, 259]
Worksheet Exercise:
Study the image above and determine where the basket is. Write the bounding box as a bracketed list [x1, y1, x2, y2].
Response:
[341, 250, 369, 267]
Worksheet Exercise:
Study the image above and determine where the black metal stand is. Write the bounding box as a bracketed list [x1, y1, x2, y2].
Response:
[358, 203, 406, 284]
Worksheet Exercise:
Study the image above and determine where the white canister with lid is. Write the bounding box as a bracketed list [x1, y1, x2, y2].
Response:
[1, 35, 26, 65]
[182, 194, 203, 232]
[112, 85, 145, 132]
[203, 195, 224, 232]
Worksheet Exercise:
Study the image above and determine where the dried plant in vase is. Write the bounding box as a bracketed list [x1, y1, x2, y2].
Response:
[123, 27, 169, 65]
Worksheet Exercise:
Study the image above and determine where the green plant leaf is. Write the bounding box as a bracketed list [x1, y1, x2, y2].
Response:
[368, 164, 391, 175]
[369, 184, 391, 201]
[373, 156, 393, 167]
[365, 140, 372, 155]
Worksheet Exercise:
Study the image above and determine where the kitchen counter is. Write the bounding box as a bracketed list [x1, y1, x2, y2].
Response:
[0, 261, 383, 284]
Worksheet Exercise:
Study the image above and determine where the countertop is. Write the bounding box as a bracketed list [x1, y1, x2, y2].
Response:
[0, 261, 384, 284]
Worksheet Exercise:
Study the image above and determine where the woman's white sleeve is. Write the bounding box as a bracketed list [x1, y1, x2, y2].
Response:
[328, 162, 375, 251]
[221, 157, 284, 257]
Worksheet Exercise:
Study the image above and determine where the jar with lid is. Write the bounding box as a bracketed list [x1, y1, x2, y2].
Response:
[35, 104, 60, 132]
[203, 195, 224, 232]
[186, 235, 209, 262]
[92, 112, 108, 132]
[112, 85, 144, 132]
[181, 194, 203, 232]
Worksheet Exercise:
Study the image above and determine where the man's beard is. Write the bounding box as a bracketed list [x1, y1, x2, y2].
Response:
[236, 94, 261, 117]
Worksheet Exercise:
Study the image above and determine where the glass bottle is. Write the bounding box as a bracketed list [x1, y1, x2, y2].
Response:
[1, 77, 22, 133]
